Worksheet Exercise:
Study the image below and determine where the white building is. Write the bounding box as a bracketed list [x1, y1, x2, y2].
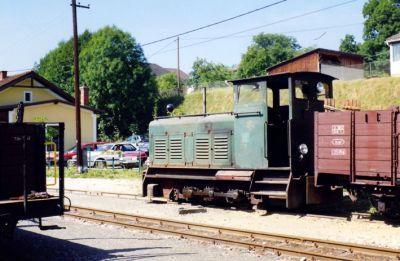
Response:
[386, 33, 400, 77]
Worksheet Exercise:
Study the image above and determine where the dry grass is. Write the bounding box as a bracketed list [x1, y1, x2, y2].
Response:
[176, 87, 233, 114]
[178, 77, 400, 114]
[333, 77, 400, 110]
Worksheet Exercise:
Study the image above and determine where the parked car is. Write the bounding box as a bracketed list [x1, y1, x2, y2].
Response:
[125, 134, 143, 144]
[70, 142, 147, 169]
[125, 134, 149, 155]
[46, 142, 109, 166]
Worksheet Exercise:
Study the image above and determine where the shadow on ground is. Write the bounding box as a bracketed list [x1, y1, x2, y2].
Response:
[0, 226, 193, 261]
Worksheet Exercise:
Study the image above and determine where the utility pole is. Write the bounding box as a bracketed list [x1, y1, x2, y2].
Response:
[176, 37, 181, 94]
[71, 0, 89, 173]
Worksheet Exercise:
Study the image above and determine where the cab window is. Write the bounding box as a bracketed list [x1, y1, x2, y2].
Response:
[294, 80, 329, 101]
[237, 81, 266, 104]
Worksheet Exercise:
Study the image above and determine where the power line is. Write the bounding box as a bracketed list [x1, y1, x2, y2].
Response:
[314, 32, 327, 40]
[181, 22, 363, 41]
[7, 22, 363, 73]
[147, 39, 176, 58]
[149, 0, 360, 56]
[141, 0, 287, 47]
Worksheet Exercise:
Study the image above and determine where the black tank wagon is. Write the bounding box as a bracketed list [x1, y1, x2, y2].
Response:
[0, 122, 65, 237]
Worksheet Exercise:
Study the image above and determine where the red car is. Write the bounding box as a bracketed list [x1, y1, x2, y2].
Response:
[46, 142, 109, 165]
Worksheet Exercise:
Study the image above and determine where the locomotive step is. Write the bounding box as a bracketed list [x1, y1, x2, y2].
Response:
[250, 191, 287, 198]
[254, 179, 289, 184]
[265, 167, 291, 171]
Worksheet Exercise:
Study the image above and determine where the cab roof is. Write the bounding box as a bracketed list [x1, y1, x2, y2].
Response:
[229, 72, 336, 89]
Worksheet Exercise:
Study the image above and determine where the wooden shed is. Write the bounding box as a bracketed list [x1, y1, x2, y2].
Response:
[266, 48, 364, 80]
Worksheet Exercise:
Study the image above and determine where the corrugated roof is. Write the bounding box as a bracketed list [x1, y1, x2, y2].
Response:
[266, 48, 363, 72]
[386, 33, 400, 44]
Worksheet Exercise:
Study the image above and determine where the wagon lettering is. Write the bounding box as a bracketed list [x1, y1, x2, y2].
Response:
[331, 148, 346, 156]
[331, 125, 345, 135]
[331, 138, 345, 146]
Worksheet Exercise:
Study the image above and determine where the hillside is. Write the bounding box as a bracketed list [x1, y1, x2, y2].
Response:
[176, 77, 400, 114]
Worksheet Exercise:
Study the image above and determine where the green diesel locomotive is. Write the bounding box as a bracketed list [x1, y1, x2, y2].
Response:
[143, 72, 341, 209]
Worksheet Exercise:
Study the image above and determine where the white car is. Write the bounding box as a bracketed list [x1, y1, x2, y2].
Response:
[70, 143, 139, 168]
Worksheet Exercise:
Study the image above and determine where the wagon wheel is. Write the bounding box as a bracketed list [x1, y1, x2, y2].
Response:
[95, 160, 107, 169]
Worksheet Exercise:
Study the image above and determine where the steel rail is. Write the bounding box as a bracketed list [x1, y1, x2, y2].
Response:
[66, 205, 400, 261]
[47, 188, 141, 199]
[51, 188, 383, 222]
[51, 188, 382, 222]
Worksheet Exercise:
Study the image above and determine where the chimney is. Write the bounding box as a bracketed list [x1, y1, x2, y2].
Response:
[0, 71, 7, 81]
[80, 86, 89, 106]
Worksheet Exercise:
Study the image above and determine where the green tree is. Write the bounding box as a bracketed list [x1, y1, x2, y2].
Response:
[80, 26, 157, 139]
[237, 33, 301, 77]
[188, 58, 233, 88]
[339, 34, 360, 53]
[155, 72, 184, 116]
[360, 0, 400, 61]
[35, 30, 92, 94]
[36, 26, 157, 139]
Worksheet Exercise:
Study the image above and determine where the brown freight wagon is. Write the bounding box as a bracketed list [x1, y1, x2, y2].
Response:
[0, 123, 65, 237]
[315, 108, 400, 213]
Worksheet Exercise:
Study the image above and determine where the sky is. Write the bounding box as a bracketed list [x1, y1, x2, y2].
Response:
[0, 0, 367, 75]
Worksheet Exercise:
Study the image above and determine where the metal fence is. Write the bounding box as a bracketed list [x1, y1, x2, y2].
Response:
[364, 60, 390, 78]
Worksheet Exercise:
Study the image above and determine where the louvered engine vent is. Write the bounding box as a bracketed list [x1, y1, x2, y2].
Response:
[213, 135, 229, 159]
[169, 138, 183, 159]
[195, 138, 209, 160]
[154, 139, 167, 160]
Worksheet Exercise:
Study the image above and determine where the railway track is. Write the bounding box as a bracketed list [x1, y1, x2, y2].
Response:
[50, 187, 384, 222]
[47, 187, 142, 199]
[66, 205, 400, 261]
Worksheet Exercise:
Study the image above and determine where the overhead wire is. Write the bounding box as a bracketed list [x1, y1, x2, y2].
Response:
[147, 39, 177, 58]
[147, 0, 360, 56]
[181, 22, 363, 41]
[141, 0, 287, 46]
[314, 32, 327, 40]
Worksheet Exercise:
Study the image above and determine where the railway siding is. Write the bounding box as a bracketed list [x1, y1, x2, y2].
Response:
[54, 178, 400, 250]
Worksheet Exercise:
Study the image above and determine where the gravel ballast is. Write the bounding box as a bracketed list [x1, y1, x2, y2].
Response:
[57, 178, 400, 249]
[1, 217, 280, 261]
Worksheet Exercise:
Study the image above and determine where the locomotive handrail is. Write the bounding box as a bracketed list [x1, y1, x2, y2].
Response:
[233, 111, 262, 118]
[154, 111, 234, 120]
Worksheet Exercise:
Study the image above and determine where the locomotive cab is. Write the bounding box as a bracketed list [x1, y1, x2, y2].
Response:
[230, 72, 334, 172]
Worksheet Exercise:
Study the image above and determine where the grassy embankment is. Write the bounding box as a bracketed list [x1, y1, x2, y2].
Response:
[177, 77, 400, 114]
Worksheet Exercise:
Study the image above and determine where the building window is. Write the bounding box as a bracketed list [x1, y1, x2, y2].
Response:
[393, 43, 400, 62]
[24, 91, 32, 103]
